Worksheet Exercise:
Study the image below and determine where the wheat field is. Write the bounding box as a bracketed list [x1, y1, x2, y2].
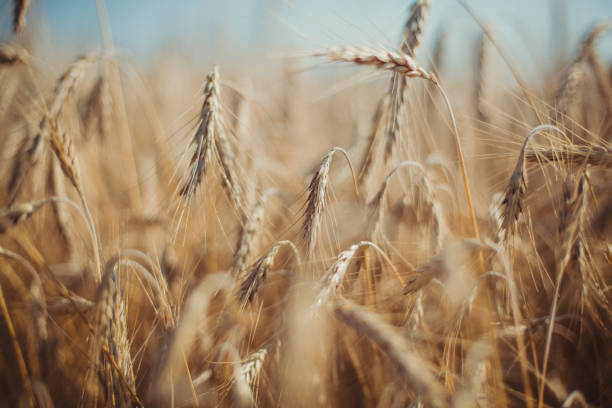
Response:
[0, 0, 611, 407]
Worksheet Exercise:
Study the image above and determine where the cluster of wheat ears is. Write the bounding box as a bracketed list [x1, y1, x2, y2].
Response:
[0, 0, 611, 407]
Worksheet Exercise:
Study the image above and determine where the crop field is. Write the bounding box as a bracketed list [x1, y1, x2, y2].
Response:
[0, 0, 611, 406]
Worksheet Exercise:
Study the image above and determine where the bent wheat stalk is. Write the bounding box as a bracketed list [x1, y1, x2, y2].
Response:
[499, 124, 565, 243]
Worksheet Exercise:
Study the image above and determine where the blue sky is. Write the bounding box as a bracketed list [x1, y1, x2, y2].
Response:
[8, 0, 612, 72]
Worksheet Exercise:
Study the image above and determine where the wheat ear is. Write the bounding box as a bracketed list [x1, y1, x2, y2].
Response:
[232, 188, 280, 278]
[384, 0, 432, 161]
[314, 46, 437, 83]
[526, 145, 611, 168]
[302, 147, 358, 258]
[50, 54, 96, 119]
[315, 240, 404, 307]
[499, 124, 565, 243]
[238, 240, 300, 307]
[180, 66, 220, 197]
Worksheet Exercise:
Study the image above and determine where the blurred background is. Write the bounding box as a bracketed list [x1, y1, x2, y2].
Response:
[1, 0, 611, 78]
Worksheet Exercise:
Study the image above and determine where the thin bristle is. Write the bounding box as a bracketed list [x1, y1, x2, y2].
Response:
[358, 94, 387, 186]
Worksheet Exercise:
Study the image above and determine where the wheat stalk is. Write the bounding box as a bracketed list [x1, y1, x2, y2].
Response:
[475, 33, 491, 123]
[357, 94, 388, 187]
[0, 273, 34, 406]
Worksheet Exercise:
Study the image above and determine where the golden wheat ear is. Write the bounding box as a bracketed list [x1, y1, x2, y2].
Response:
[383, 0, 432, 162]
[315, 46, 437, 83]
[301, 147, 357, 258]
[237, 240, 300, 308]
[499, 124, 565, 243]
